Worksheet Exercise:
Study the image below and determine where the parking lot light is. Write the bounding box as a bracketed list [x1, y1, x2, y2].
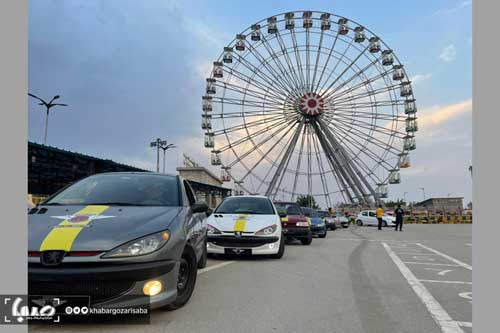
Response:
[143, 280, 163, 296]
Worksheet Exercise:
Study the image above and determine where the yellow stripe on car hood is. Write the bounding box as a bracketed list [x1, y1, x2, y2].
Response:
[233, 214, 248, 232]
[40, 205, 109, 252]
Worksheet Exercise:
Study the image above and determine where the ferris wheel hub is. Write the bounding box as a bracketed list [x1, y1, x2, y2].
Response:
[299, 92, 324, 116]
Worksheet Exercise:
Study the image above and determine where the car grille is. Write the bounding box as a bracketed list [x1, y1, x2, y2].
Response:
[208, 235, 278, 248]
[28, 279, 135, 303]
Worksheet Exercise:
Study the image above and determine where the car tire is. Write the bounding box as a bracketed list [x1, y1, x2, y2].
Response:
[301, 235, 313, 245]
[161, 246, 198, 311]
[382, 220, 388, 227]
[197, 238, 208, 269]
[318, 229, 327, 238]
[270, 234, 285, 259]
[356, 220, 363, 226]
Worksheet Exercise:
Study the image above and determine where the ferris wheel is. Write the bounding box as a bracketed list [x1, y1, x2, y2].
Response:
[201, 11, 417, 207]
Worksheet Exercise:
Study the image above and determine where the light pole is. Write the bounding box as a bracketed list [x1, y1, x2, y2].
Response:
[403, 192, 408, 205]
[419, 187, 426, 201]
[160, 143, 176, 174]
[28, 93, 68, 145]
[150, 138, 167, 173]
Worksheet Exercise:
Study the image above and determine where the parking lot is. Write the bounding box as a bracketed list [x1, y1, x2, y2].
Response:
[30, 224, 471, 333]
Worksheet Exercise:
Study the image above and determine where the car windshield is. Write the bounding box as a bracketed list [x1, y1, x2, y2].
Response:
[215, 197, 274, 215]
[274, 203, 303, 216]
[317, 211, 328, 218]
[44, 173, 180, 206]
[301, 207, 317, 217]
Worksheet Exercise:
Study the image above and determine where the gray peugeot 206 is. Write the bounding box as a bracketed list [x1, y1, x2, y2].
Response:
[28, 172, 208, 310]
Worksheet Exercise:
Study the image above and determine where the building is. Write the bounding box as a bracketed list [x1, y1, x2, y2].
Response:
[176, 166, 231, 209]
[413, 197, 464, 213]
[28, 142, 231, 209]
[28, 141, 146, 196]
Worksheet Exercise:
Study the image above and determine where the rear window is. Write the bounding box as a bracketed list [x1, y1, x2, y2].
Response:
[215, 197, 275, 215]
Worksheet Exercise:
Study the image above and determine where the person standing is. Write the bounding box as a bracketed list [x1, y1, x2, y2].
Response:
[394, 204, 404, 231]
[376, 204, 384, 230]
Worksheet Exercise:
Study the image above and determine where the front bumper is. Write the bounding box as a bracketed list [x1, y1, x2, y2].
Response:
[207, 235, 280, 255]
[283, 227, 311, 238]
[311, 226, 327, 236]
[28, 260, 179, 309]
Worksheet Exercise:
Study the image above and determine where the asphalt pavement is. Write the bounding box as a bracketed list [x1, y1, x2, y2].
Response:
[29, 224, 472, 333]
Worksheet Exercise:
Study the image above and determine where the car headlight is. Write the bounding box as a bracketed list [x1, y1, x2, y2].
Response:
[317, 222, 325, 227]
[102, 230, 170, 258]
[296, 221, 309, 227]
[255, 224, 277, 235]
[207, 224, 222, 235]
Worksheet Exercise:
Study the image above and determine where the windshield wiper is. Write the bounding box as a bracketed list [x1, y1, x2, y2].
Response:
[85, 202, 141, 206]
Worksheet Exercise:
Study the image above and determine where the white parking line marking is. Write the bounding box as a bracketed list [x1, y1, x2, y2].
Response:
[413, 255, 435, 261]
[459, 292, 472, 303]
[198, 261, 235, 275]
[424, 268, 453, 276]
[419, 279, 472, 285]
[465, 243, 472, 247]
[404, 262, 460, 267]
[457, 322, 472, 328]
[416, 243, 472, 271]
[383, 243, 464, 333]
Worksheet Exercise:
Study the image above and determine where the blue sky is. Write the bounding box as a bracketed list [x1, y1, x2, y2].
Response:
[28, 0, 472, 204]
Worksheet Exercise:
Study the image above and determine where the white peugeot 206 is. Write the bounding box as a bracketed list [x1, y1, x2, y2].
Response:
[206, 196, 285, 259]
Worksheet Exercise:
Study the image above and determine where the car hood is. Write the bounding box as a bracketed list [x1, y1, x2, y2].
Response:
[282, 214, 308, 224]
[208, 213, 277, 233]
[28, 205, 183, 251]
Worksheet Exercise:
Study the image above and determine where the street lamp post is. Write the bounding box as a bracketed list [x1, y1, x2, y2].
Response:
[160, 143, 176, 174]
[403, 192, 408, 205]
[28, 93, 68, 145]
[419, 187, 426, 201]
[150, 138, 167, 173]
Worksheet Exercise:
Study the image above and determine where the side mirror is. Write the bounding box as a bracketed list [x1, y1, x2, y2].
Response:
[206, 208, 213, 217]
[191, 202, 209, 214]
[278, 212, 287, 218]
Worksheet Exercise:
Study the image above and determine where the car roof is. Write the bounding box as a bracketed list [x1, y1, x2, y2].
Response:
[226, 195, 270, 199]
[273, 201, 299, 205]
[94, 171, 177, 177]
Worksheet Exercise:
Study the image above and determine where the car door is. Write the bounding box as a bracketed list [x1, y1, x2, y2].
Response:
[368, 211, 377, 225]
[360, 211, 368, 225]
[183, 180, 204, 258]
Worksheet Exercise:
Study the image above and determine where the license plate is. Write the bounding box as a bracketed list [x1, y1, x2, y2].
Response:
[224, 248, 251, 255]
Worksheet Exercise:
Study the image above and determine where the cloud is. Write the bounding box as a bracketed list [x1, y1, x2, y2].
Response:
[418, 98, 472, 128]
[431, 1, 472, 16]
[410, 73, 433, 84]
[439, 44, 457, 62]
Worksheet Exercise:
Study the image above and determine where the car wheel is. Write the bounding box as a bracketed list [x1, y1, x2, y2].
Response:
[357, 220, 363, 226]
[270, 234, 285, 259]
[319, 228, 327, 238]
[301, 235, 313, 245]
[197, 238, 208, 269]
[382, 220, 388, 227]
[161, 246, 198, 311]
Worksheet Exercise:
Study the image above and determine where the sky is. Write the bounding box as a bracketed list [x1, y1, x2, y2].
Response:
[28, 0, 472, 205]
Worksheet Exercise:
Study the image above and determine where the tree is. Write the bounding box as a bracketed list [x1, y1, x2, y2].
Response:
[296, 195, 320, 209]
[384, 199, 406, 208]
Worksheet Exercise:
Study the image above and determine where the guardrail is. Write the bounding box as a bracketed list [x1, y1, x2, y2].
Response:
[346, 215, 473, 224]
[403, 215, 472, 224]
